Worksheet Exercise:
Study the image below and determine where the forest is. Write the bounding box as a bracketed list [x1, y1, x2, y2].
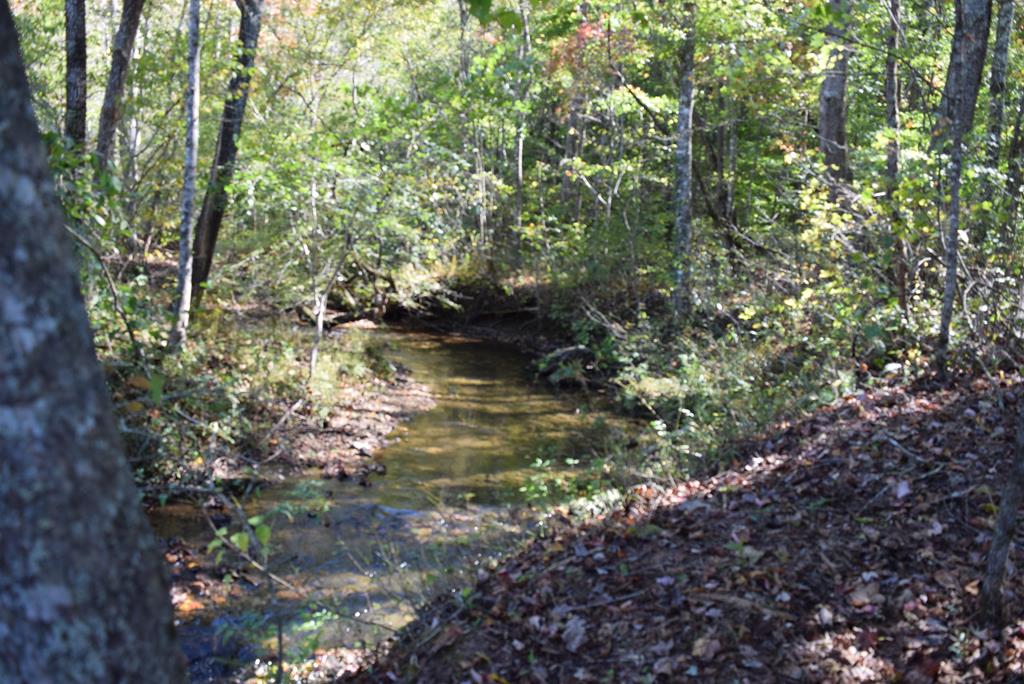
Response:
[3, 0, 1024, 681]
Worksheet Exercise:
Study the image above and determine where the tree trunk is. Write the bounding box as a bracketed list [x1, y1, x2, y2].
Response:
[976, 0, 1016, 245]
[934, 0, 992, 375]
[168, 0, 201, 351]
[884, 0, 907, 314]
[1005, 91, 1024, 234]
[819, 0, 851, 185]
[980, 402, 1024, 625]
[190, 0, 264, 306]
[513, 0, 532, 254]
[671, 3, 695, 321]
[0, 4, 185, 680]
[457, 0, 470, 84]
[95, 0, 145, 169]
[64, 0, 87, 147]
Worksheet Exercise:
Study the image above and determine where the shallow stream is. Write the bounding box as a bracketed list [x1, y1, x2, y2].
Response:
[147, 328, 615, 681]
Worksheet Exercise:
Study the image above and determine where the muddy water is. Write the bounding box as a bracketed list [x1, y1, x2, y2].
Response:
[147, 329, 613, 681]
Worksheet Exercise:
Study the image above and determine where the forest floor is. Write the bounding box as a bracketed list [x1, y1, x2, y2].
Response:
[349, 374, 1024, 683]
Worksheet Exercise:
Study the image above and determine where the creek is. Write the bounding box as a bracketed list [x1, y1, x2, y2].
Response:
[147, 328, 617, 681]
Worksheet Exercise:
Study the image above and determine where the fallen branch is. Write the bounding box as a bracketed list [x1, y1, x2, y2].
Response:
[688, 591, 797, 621]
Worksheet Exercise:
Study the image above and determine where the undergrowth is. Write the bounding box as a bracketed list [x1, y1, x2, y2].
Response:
[89, 279, 393, 491]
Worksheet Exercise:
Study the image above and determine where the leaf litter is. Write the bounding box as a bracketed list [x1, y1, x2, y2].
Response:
[348, 376, 1024, 682]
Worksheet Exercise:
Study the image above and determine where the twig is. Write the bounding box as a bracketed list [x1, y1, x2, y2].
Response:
[688, 591, 797, 621]
[267, 397, 304, 439]
[855, 483, 889, 516]
[201, 506, 397, 633]
[569, 589, 648, 611]
[63, 223, 148, 369]
[880, 431, 921, 460]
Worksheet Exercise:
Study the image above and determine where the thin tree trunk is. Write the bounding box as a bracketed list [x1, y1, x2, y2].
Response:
[95, 0, 145, 169]
[310, 255, 345, 380]
[978, 0, 1015, 234]
[513, 0, 532, 255]
[190, 0, 263, 306]
[885, 0, 907, 314]
[938, 133, 966, 371]
[934, 0, 992, 375]
[64, 0, 87, 147]
[455, 0, 489, 259]
[168, 0, 201, 351]
[0, 4, 185, 679]
[457, 0, 470, 83]
[980, 402, 1024, 625]
[1005, 92, 1024, 235]
[819, 0, 851, 185]
[671, 3, 695, 320]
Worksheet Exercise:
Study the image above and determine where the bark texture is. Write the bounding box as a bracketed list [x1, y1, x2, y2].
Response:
[819, 0, 851, 184]
[0, 4, 186, 681]
[63, 0, 87, 146]
[885, 0, 907, 312]
[980, 403, 1024, 625]
[96, 0, 145, 169]
[190, 0, 263, 305]
[975, 0, 1015, 245]
[984, 0, 1015, 175]
[671, 3, 695, 320]
[168, 0, 200, 350]
[934, 0, 991, 374]
[1006, 92, 1024, 230]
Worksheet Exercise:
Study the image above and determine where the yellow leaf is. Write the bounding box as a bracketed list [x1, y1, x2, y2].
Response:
[126, 374, 150, 390]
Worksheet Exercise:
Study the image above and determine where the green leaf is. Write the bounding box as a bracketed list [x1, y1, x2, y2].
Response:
[467, 0, 492, 22]
[494, 9, 522, 30]
[230, 531, 250, 554]
[148, 372, 165, 405]
[254, 524, 271, 547]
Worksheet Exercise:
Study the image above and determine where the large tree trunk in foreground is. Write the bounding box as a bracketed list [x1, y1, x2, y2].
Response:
[980, 402, 1024, 625]
[64, 0, 87, 146]
[95, 0, 145, 170]
[0, 4, 185, 681]
[933, 0, 991, 375]
[671, 3, 695, 321]
[190, 0, 263, 306]
[168, 0, 201, 351]
[819, 0, 851, 185]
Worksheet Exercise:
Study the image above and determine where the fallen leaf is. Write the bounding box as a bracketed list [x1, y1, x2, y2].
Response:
[692, 635, 721, 661]
[430, 624, 462, 655]
[934, 570, 957, 590]
[848, 582, 881, 607]
[653, 656, 676, 675]
[562, 616, 587, 653]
